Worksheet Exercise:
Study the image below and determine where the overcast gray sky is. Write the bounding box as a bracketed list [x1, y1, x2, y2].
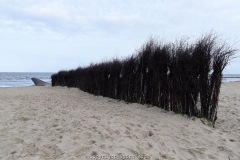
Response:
[0, 0, 239, 73]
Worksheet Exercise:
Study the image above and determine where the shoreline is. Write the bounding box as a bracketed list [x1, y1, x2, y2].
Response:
[0, 82, 239, 159]
[1, 79, 240, 88]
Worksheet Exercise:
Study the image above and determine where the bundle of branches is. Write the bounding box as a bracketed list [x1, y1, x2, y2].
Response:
[51, 33, 236, 126]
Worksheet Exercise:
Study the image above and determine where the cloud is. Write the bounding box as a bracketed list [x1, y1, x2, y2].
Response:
[1, 0, 240, 41]
[0, 0, 239, 72]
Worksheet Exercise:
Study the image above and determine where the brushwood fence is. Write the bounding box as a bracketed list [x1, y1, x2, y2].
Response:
[51, 34, 236, 127]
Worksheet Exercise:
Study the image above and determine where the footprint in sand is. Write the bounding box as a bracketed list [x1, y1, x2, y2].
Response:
[57, 135, 63, 139]
[99, 144, 106, 149]
[15, 138, 24, 143]
[208, 154, 217, 159]
[136, 130, 154, 139]
[148, 131, 154, 137]
[19, 117, 29, 121]
[229, 139, 236, 142]
[141, 141, 154, 150]
[125, 126, 131, 131]
[113, 130, 120, 135]
[124, 130, 130, 135]
[21, 143, 38, 157]
[82, 132, 91, 139]
[125, 147, 139, 155]
[71, 121, 82, 128]
[137, 124, 142, 128]
[91, 151, 98, 156]
[74, 146, 91, 157]
[84, 139, 96, 145]
[217, 146, 225, 151]
[72, 136, 80, 140]
[52, 124, 58, 127]
[94, 133, 104, 141]
[41, 144, 63, 158]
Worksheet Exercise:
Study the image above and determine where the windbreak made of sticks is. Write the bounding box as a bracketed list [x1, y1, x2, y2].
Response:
[51, 33, 236, 127]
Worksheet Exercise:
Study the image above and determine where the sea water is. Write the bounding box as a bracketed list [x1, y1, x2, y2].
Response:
[0, 72, 239, 87]
[0, 72, 53, 87]
[222, 74, 240, 82]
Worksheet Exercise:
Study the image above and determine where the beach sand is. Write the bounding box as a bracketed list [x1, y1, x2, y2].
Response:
[0, 82, 239, 160]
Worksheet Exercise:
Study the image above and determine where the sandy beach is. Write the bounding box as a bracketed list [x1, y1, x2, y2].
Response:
[0, 82, 240, 160]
